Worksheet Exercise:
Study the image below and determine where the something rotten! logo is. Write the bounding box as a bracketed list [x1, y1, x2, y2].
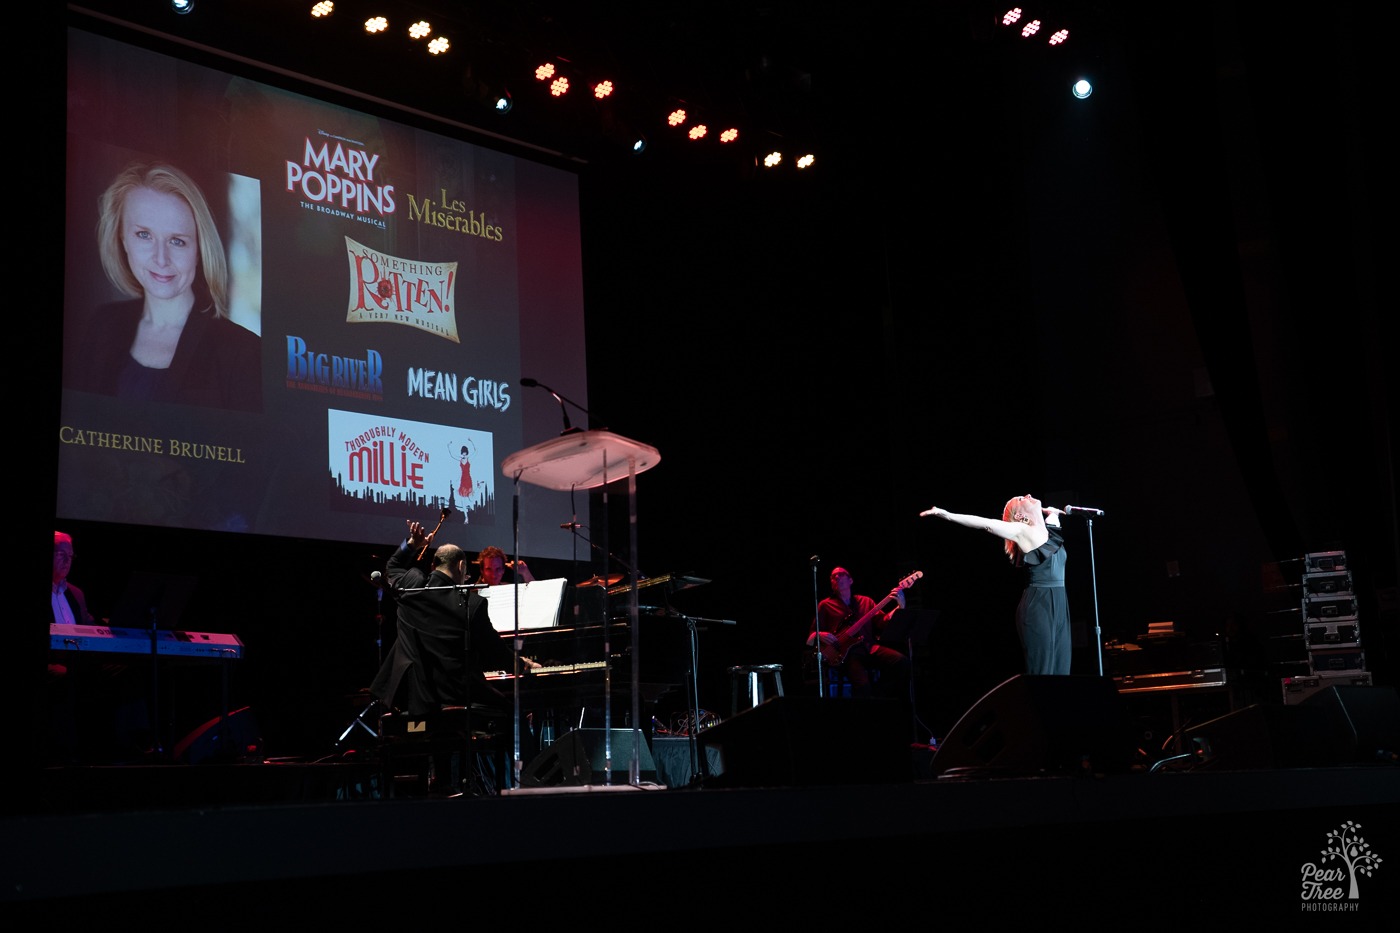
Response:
[344, 236, 459, 343]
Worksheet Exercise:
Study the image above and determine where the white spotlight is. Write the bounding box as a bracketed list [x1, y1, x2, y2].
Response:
[172, 0, 194, 12]
[1071, 78, 1093, 99]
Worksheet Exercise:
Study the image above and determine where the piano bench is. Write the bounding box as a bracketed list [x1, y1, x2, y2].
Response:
[377, 707, 511, 798]
[728, 664, 785, 719]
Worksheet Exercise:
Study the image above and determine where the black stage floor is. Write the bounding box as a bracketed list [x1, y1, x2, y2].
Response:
[7, 705, 1400, 926]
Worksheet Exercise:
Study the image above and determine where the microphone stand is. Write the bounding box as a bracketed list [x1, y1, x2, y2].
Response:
[332, 573, 390, 755]
[148, 605, 164, 758]
[1088, 514, 1104, 676]
[1061, 506, 1106, 677]
[674, 611, 736, 783]
[810, 556, 826, 696]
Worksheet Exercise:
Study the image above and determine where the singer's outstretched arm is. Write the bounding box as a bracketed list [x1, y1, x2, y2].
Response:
[920, 505, 1046, 551]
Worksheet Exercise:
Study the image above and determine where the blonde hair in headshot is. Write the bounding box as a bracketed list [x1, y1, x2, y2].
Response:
[96, 161, 230, 318]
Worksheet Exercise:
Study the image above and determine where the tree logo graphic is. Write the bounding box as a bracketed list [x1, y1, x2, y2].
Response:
[1300, 821, 1384, 905]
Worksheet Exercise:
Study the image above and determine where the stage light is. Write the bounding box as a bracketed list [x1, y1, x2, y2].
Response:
[549, 76, 569, 97]
[719, 128, 739, 143]
[666, 109, 686, 127]
[1071, 78, 1093, 99]
[172, 0, 194, 12]
[427, 36, 450, 55]
[408, 21, 431, 40]
[631, 135, 648, 154]
[593, 80, 614, 100]
[494, 92, 513, 114]
[310, 2, 334, 18]
[1048, 28, 1069, 45]
[762, 151, 782, 168]
[1021, 19, 1041, 38]
[687, 124, 708, 140]
[796, 154, 815, 169]
[1001, 7, 1022, 26]
[535, 63, 556, 81]
[365, 16, 388, 34]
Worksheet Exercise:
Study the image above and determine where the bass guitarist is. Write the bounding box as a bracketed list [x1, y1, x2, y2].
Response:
[810, 566, 912, 701]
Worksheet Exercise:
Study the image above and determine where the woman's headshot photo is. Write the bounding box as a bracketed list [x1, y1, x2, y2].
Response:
[70, 160, 262, 413]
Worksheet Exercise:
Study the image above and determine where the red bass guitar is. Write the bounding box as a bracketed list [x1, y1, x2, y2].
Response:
[808, 570, 923, 666]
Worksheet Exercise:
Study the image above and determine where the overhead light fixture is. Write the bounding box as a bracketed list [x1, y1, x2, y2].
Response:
[494, 91, 513, 114]
[365, 16, 388, 34]
[172, 0, 194, 12]
[1071, 78, 1093, 99]
[310, 2, 334, 18]
[427, 36, 450, 55]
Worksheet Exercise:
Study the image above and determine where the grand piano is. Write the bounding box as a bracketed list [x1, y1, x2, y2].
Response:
[484, 572, 715, 732]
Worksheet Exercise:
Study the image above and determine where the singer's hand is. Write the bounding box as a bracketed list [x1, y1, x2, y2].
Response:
[1042, 506, 1065, 518]
[919, 506, 947, 518]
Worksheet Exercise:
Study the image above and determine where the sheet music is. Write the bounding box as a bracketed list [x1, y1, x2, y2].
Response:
[481, 577, 568, 632]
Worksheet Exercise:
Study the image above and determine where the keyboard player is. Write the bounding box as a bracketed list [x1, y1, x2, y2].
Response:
[48, 530, 149, 764]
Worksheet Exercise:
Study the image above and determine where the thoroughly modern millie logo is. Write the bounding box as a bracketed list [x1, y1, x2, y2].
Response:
[327, 409, 494, 519]
[344, 237, 460, 342]
[1299, 820, 1383, 911]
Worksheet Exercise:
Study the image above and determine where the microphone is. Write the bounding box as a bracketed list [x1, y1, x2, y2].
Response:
[1062, 505, 1105, 516]
[520, 377, 575, 434]
[520, 377, 604, 435]
[370, 571, 384, 586]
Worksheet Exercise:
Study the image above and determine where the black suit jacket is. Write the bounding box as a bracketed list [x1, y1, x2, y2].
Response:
[54, 581, 95, 626]
[369, 545, 514, 715]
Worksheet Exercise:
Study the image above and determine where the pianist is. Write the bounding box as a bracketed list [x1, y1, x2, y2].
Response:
[370, 520, 540, 718]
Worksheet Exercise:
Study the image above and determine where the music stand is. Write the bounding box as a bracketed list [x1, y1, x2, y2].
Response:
[501, 430, 660, 788]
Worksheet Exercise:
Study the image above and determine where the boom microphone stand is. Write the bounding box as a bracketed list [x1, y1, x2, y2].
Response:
[332, 570, 390, 753]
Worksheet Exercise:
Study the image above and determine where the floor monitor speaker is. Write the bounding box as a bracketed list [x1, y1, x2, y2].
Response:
[1181, 703, 1348, 769]
[696, 695, 911, 787]
[1299, 685, 1400, 764]
[929, 675, 1136, 777]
